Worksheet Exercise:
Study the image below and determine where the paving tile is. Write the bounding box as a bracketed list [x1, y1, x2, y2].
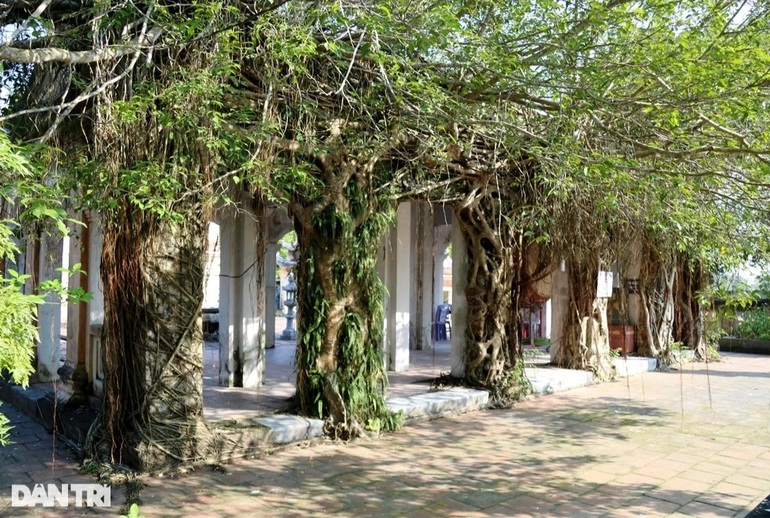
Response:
[678, 468, 728, 485]
[549, 501, 607, 517]
[691, 461, 743, 477]
[624, 495, 683, 515]
[397, 509, 445, 518]
[497, 494, 557, 514]
[4, 353, 770, 517]
[722, 473, 770, 492]
[695, 490, 754, 511]
[578, 470, 619, 485]
[614, 473, 664, 487]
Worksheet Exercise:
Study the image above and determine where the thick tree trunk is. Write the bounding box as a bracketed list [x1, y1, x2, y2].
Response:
[674, 258, 706, 359]
[291, 160, 398, 438]
[637, 244, 676, 362]
[455, 204, 529, 403]
[554, 254, 614, 379]
[451, 160, 539, 404]
[96, 209, 212, 470]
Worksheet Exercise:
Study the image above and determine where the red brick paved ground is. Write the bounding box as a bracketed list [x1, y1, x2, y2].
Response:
[2, 352, 770, 517]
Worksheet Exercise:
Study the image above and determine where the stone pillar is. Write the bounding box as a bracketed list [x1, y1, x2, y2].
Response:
[384, 203, 412, 372]
[218, 209, 237, 386]
[65, 232, 80, 368]
[60, 216, 89, 405]
[88, 215, 105, 324]
[218, 203, 266, 388]
[450, 215, 467, 377]
[87, 213, 105, 398]
[264, 241, 278, 349]
[36, 233, 64, 382]
[240, 211, 265, 388]
[411, 203, 435, 350]
[549, 261, 570, 363]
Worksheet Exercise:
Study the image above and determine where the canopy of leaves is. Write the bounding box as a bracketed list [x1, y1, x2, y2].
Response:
[1, 2, 768, 261]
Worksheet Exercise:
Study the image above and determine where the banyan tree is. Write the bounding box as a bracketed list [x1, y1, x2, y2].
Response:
[446, 140, 551, 403]
[3, 0, 770, 469]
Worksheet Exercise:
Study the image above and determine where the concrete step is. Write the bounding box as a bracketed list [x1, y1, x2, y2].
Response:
[213, 414, 325, 461]
[387, 388, 489, 421]
[525, 356, 657, 395]
[614, 356, 657, 377]
[525, 367, 594, 394]
[214, 415, 325, 444]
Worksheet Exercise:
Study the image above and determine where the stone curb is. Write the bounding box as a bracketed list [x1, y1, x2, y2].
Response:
[387, 388, 489, 421]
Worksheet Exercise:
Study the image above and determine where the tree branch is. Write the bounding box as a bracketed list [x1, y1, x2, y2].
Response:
[0, 26, 162, 64]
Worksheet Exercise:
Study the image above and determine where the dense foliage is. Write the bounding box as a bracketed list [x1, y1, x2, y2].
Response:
[0, 132, 74, 444]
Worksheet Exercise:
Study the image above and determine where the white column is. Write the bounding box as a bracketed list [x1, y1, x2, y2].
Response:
[86, 213, 105, 396]
[87, 214, 105, 325]
[264, 242, 278, 349]
[37, 233, 64, 381]
[385, 203, 412, 372]
[450, 216, 467, 377]
[218, 207, 265, 388]
[203, 222, 221, 310]
[411, 203, 434, 350]
[549, 262, 570, 362]
[240, 213, 264, 389]
[218, 209, 239, 386]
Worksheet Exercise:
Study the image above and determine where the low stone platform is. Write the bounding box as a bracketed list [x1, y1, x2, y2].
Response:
[613, 356, 658, 377]
[525, 366, 594, 394]
[525, 356, 657, 395]
[387, 388, 489, 421]
[211, 414, 326, 461]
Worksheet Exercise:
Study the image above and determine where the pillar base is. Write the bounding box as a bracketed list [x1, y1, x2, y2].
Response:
[56, 361, 89, 407]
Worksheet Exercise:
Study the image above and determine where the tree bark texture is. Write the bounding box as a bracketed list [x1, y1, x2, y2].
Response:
[554, 253, 614, 379]
[454, 168, 532, 404]
[637, 243, 676, 361]
[291, 157, 398, 438]
[673, 258, 707, 359]
[97, 208, 212, 470]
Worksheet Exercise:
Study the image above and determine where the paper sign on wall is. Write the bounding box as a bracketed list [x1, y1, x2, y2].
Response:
[597, 271, 614, 298]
